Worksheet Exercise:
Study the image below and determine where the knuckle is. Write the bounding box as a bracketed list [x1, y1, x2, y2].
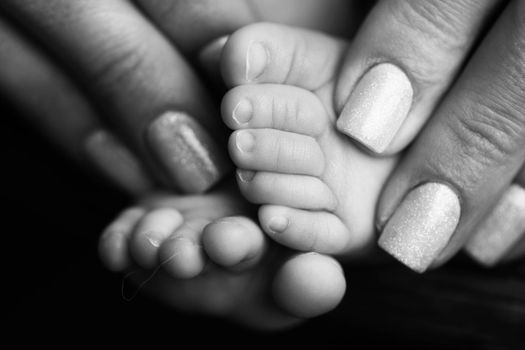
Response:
[89, 43, 147, 94]
[448, 92, 525, 167]
[392, 0, 473, 51]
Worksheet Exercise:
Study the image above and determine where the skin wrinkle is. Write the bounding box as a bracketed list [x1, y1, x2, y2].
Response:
[390, 0, 489, 52]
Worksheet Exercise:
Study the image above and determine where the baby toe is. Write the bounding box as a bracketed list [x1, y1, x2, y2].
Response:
[222, 84, 326, 136]
[229, 129, 324, 176]
[259, 205, 352, 254]
[237, 171, 337, 211]
[202, 216, 267, 271]
[99, 207, 145, 272]
[129, 208, 184, 269]
[159, 218, 209, 279]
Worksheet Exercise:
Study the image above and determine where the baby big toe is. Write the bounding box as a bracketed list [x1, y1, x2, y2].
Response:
[273, 253, 346, 318]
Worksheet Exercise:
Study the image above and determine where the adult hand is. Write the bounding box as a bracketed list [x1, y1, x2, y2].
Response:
[333, 0, 525, 271]
[0, 0, 353, 196]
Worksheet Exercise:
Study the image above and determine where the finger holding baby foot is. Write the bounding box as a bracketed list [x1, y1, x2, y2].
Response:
[0, 15, 153, 196]
[377, 2, 525, 273]
[1, 0, 230, 193]
[334, 0, 504, 154]
[464, 168, 525, 267]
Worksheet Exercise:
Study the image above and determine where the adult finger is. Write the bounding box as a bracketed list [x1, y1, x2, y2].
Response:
[377, 1, 525, 273]
[0, 0, 230, 193]
[334, 0, 504, 154]
[135, 0, 354, 54]
[464, 168, 525, 267]
[0, 15, 152, 196]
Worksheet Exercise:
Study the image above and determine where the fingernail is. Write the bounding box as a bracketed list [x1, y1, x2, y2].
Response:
[235, 130, 255, 153]
[337, 63, 413, 153]
[268, 216, 289, 234]
[147, 111, 230, 193]
[378, 183, 461, 273]
[232, 100, 253, 125]
[246, 41, 268, 81]
[236, 169, 255, 183]
[465, 185, 525, 267]
[85, 130, 153, 195]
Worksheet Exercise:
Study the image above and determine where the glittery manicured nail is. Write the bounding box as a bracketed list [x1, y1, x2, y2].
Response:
[337, 63, 413, 153]
[235, 130, 255, 153]
[465, 185, 525, 267]
[232, 100, 253, 125]
[147, 111, 230, 193]
[378, 183, 461, 273]
[85, 130, 153, 195]
[246, 41, 268, 81]
[268, 216, 289, 234]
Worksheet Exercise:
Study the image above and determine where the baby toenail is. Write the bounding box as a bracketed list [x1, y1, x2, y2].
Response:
[232, 100, 253, 125]
[246, 41, 269, 81]
[145, 231, 164, 248]
[237, 169, 255, 182]
[235, 130, 255, 153]
[268, 216, 289, 234]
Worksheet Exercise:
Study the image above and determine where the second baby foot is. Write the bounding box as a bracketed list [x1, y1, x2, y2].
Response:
[98, 183, 346, 328]
[222, 23, 398, 256]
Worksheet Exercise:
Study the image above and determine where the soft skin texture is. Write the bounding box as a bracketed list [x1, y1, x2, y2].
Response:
[99, 184, 346, 329]
[221, 23, 397, 257]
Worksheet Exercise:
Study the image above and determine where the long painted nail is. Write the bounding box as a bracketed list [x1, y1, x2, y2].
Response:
[85, 130, 153, 196]
[246, 41, 268, 81]
[147, 111, 230, 193]
[378, 183, 461, 273]
[465, 185, 525, 266]
[337, 63, 413, 153]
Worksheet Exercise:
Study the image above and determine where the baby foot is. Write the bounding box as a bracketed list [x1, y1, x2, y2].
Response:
[221, 23, 398, 257]
[98, 183, 346, 329]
